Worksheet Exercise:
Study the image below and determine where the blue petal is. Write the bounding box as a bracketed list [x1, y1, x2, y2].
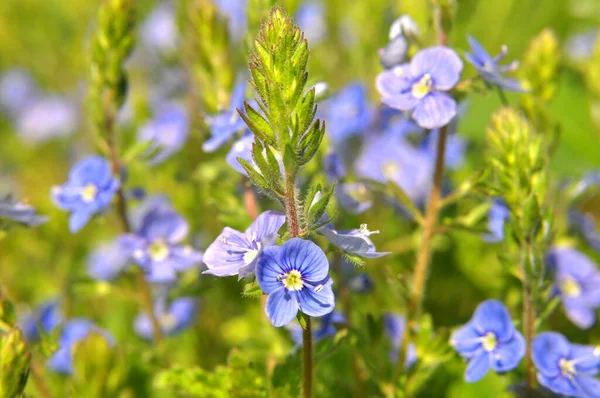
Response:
[451, 322, 482, 359]
[139, 210, 189, 243]
[571, 343, 600, 374]
[573, 375, 600, 398]
[471, 300, 514, 340]
[68, 210, 92, 233]
[133, 313, 154, 340]
[246, 210, 286, 242]
[490, 331, 525, 372]
[410, 46, 463, 90]
[297, 279, 334, 317]
[68, 156, 112, 187]
[465, 350, 490, 382]
[467, 36, 494, 66]
[562, 299, 596, 329]
[412, 91, 457, 129]
[376, 66, 412, 98]
[203, 227, 252, 277]
[169, 245, 203, 271]
[336, 183, 372, 214]
[47, 348, 73, 374]
[256, 245, 286, 294]
[226, 134, 253, 175]
[170, 297, 198, 332]
[144, 264, 178, 283]
[279, 238, 329, 281]
[537, 373, 579, 397]
[87, 239, 131, 281]
[532, 332, 569, 378]
[265, 287, 299, 327]
[318, 227, 371, 255]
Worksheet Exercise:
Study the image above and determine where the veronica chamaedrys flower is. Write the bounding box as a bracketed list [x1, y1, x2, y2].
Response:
[546, 247, 600, 329]
[376, 46, 463, 129]
[337, 183, 373, 215]
[348, 273, 374, 293]
[203, 80, 247, 152]
[533, 332, 600, 397]
[138, 105, 189, 166]
[87, 238, 131, 281]
[21, 300, 62, 341]
[296, 2, 327, 45]
[465, 36, 526, 92]
[384, 313, 417, 367]
[0, 195, 47, 227]
[356, 132, 433, 204]
[47, 319, 114, 374]
[16, 96, 78, 144]
[203, 210, 286, 278]
[256, 238, 335, 327]
[482, 199, 510, 243]
[318, 224, 390, 258]
[287, 311, 345, 347]
[51, 156, 120, 233]
[450, 300, 525, 382]
[134, 297, 198, 340]
[120, 206, 202, 283]
[141, 3, 178, 55]
[322, 83, 373, 144]
[0, 68, 37, 116]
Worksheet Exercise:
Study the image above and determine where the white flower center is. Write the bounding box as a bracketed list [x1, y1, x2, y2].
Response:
[482, 332, 497, 352]
[148, 239, 170, 262]
[559, 358, 576, 379]
[382, 161, 400, 180]
[561, 277, 581, 297]
[280, 269, 304, 291]
[411, 73, 433, 99]
[80, 184, 98, 203]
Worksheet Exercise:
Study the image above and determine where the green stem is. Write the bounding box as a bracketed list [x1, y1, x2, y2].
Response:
[521, 245, 536, 390]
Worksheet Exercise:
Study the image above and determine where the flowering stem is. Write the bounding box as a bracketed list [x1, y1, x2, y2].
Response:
[496, 86, 509, 106]
[521, 245, 536, 389]
[243, 181, 259, 221]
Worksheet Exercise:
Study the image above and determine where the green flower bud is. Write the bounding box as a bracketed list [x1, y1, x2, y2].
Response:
[0, 329, 31, 397]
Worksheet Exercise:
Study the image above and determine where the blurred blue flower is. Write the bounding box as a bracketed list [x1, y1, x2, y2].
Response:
[134, 297, 198, 340]
[87, 238, 132, 281]
[465, 36, 526, 92]
[256, 238, 335, 327]
[214, 0, 248, 42]
[322, 83, 373, 144]
[21, 300, 62, 341]
[138, 105, 189, 166]
[546, 247, 600, 329]
[0, 68, 37, 117]
[203, 80, 247, 152]
[226, 133, 254, 175]
[287, 311, 345, 347]
[336, 183, 373, 215]
[318, 223, 390, 258]
[482, 199, 510, 243]
[533, 332, 600, 397]
[51, 156, 120, 233]
[348, 273, 374, 293]
[356, 132, 433, 204]
[296, 2, 327, 45]
[16, 96, 78, 144]
[376, 46, 463, 129]
[323, 152, 346, 182]
[569, 210, 600, 254]
[203, 210, 286, 278]
[120, 206, 202, 283]
[141, 3, 179, 54]
[565, 30, 598, 63]
[0, 195, 47, 227]
[450, 299, 525, 383]
[384, 313, 417, 367]
[47, 319, 114, 374]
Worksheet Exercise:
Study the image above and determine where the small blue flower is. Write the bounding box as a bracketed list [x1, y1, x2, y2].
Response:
[450, 299, 525, 383]
[482, 199, 510, 243]
[0, 68, 37, 117]
[203, 210, 286, 278]
[546, 247, 600, 329]
[296, 2, 327, 45]
[465, 36, 526, 92]
[565, 30, 599, 63]
[120, 206, 203, 283]
[569, 210, 600, 254]
[348, 273, 374, 293]
[323, 152, 346, 182]
[336, 183, 373, 215]
[0, 195, 47, 227]
[322, 83, 373, 144]
[384, 313, 417, 367]
[134, 297, 198, 340]
[356, 132, 434, 204]
[376, 46, 463, 129]
[203, 80, 247, 152]
[533, 332, 600, 397]
[16, 96, 78, 144]
[87, 238, 132, 281]
[51, 156, 120, 233]
[47, 319, 114, 374]
[256, 238, 335, 327]
[141, 3, 179, 54]
[287, 311, 345, 347]
[214, 0, 248, 42]
[226, 133, 254, 175]
[138, 105, 189, 166]
[318, 223, 390, 259]
[21, 300, 62, 341]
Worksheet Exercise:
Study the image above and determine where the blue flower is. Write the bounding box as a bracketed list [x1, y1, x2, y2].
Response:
[87, 238, 131, 281]
[565, 30, 599, 63]
[379, 37, 408, 69]
[356, 132, 434, 204]
[47, 319, 114, 374]
[376, 46, 463, 129]
[322, 83, 373, 144]
[336, 183, 373, 215]
[296, 2, 327, 45]
[16, 96, 78, 144]
[450, 299, 525, 382]
[287, 311, 345, 347]
[482, 199, 510, 243]
[203, 81, 247, 152]
[141, 3, 179, 54]
[226, 134, 254, 175]
[134, 297, 198, 340]
[546, 247, 600, 329]
[384, 313, 417, 367]
[256, 238, 335, 327]
[348, 273, 374, 293]
[323, 152, 346, 182]
[214, 0, 248, 42]
[533, 332, 600, 397]
[51, 156, 120, 233]
[120, 206, 202, 283]
[569, 210, 600, 254]
[203, 210, 286, 278]
[138, 105, 189, 166]
[465, 36, 526, 92]
[21, 300, 62, 341]
[318, 224, 390, 258]
[0, 68, 37, 117]
[0, 195, 47, 227]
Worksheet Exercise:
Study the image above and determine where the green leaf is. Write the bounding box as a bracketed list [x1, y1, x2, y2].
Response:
[307, 182, 336, 226]
[241, 102, 276, 146]
[238, 158, 270, 193]
[0, 329, 30, 398]
[242, 280, 264, 298]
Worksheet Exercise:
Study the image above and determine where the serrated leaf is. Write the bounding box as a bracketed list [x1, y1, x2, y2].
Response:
[242, 280, 263, 298]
